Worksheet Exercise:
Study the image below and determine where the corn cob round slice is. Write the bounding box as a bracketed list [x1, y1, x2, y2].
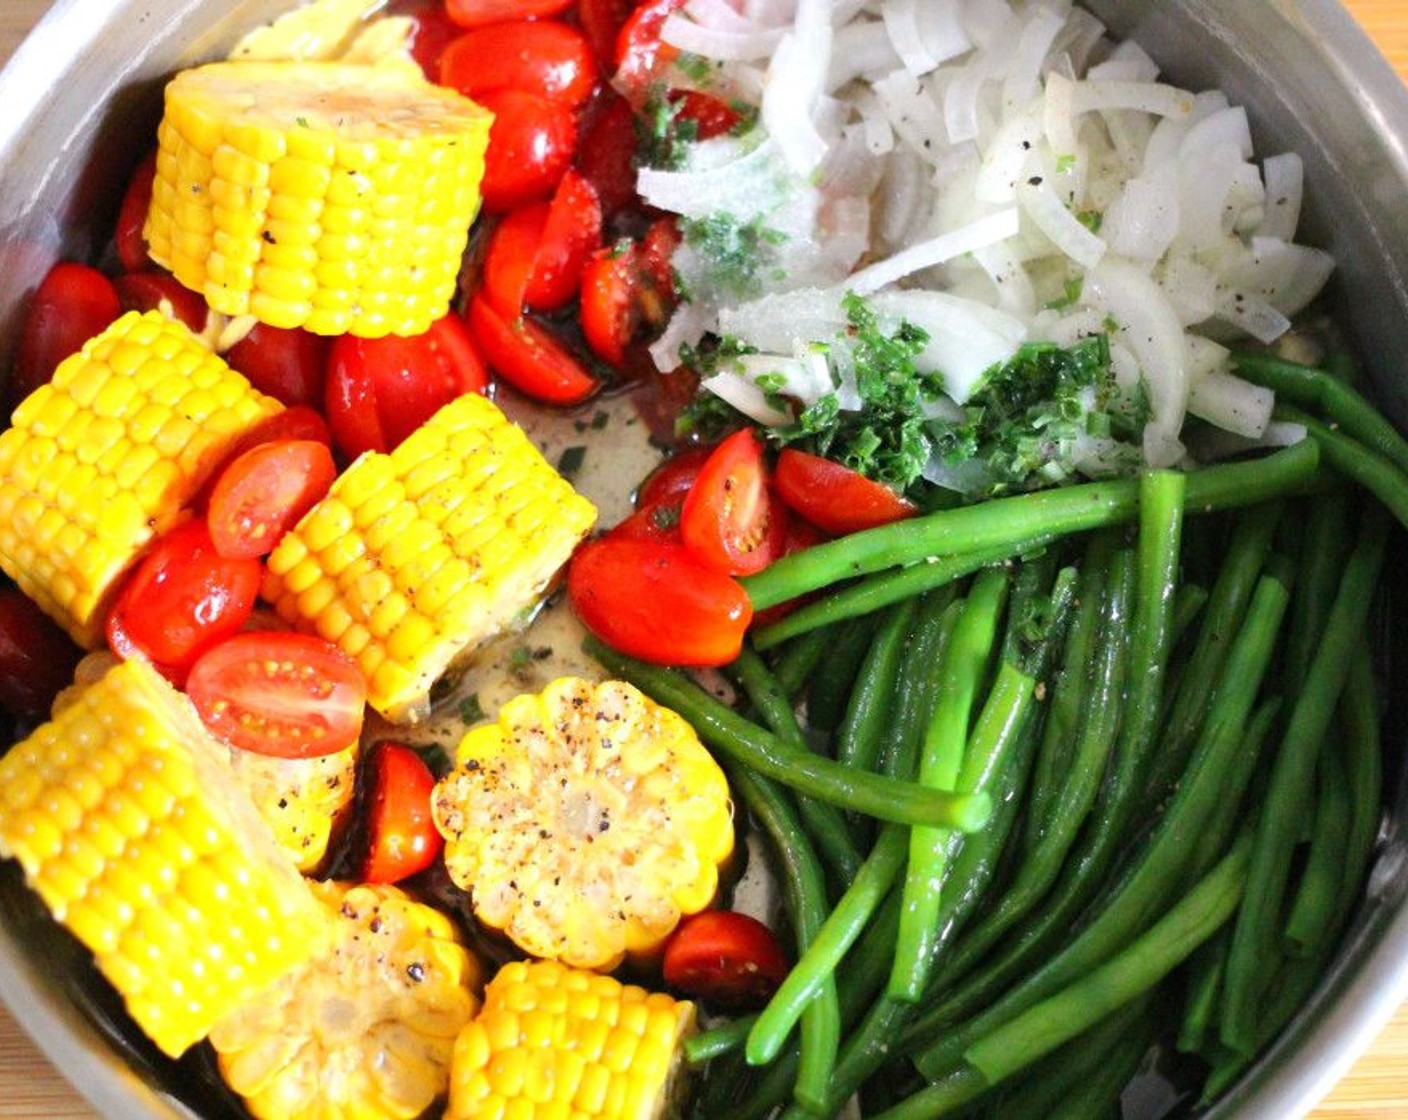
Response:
[209, 880, 482, 1120]
[0, 309, 283, 647]
[0, 658, 333, 1057]
[446, 959, 696, 1120]
[226, 743, 359, 873]
[433, 677, 735, 971]
[145, 60, 493, 338]
[263, 393, 597, 724]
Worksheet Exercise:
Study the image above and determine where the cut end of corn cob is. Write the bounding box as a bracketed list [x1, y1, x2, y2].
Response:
[433, 677, 735, 971]
[145, 60, 493, 338]
[263, 393, 597, 723]
[226, 743, 359, 873]
[446, 959, 696, 1120]
[0, 309, 282, 647]
[0, 658, 333, 1057]
[210, 880, 482, 1120]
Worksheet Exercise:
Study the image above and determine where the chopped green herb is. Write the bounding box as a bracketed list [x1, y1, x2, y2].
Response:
[1055, 153, 1077, 174]
[1077, 209, 1103, 233]
[1045, 275, 1085, 311]
[557, 445, 587, 477]
[678, 212, 787, 301]
[411, 741, 453, 779]
[458, 693, 487, 725]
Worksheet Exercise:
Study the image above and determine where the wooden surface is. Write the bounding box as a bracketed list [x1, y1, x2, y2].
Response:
[1, 1, 1408, 1116]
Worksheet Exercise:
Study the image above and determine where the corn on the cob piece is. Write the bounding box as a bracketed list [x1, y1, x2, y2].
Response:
[210, 880, 481, 1120]
[0, 309, 282, 647]
[145, 60, 493, 338]
[446, 959, 695, 1120]
[226, 743, 359, 873]
[0, 658, 332, 1057]
[433, 677, 734, 971]
[264, 393, 597, 723]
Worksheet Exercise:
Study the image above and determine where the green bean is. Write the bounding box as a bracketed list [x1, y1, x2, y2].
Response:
[1171, 581, 1209, 648]
[1176, 928, 1230, 1056]
[1276, 404, 1408, 529]
[721, 762, 839, 1110]
[750, 534, 1055, 648]
[1143, 500, 1283, 810]
[804, 614, 879, 735]
[731, 645, 863, 886]
[879, 591, 960, 782]
[685, 1015, 753, 1065]
[740, 441, 1318, 610]
[584, 638, 992, 831]
[1188, 696, 1283, 887]
[963, 833, 1251, 1089]
[1283, 747, 1352, 957]
[1335, 644, 1385, 926]
[1283, 492, 1352, 693]
[909, 568, 1290, 1078]
[1220, 508, 1389, 1054]
[836, 599, 917, 774]
[770, 625, 835, 698]
[942, 547, 1134, 980]
[892, 568, 1009, 1001]
[1232, 351, 1408, 475]
[746, 823, 908, 1065]
[1042, 1011, 1156, 1120]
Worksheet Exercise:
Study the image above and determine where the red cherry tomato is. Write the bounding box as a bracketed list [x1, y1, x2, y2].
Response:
[191, 405, 334, 511]
[444, 0, 573, 29]
[640, 216, 681, 301]
[466, 293, 599, 406]
[186, 631, 366, 759]
[224, 322, 330, 409]
[481, 203, 550, 317]
[476, 89, 577, 213]
[636, 446, 711, 512]
[386, 0, 463, 79]
[574, 91, 639, 220]
[750, 516, 828, 629]
[661, 910, 791, 1009]
[671, 89, 746, 139]
[359, 742, 444, 883]
[577, 0, 637, 69]
[615, 0, 686, 97]
[113, 152, 157, 273]
[525, 170, 602, 312]
[578, 245, 639, 367]
[105, 520, 262, 683]
[324, 314, 489, 459]
[773, 448, 919, 537]
[206, 439, 337, 560]
[439, 20, 597, 108]
[113, 270, 209, 333]
[12, 262, 121, 406]
[0, 589, 81, 723]
[568, 535, 752, 666]
[680, 428, 788, 577]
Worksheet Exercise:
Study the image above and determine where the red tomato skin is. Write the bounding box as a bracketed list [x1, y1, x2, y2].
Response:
[574, 91, 639, 220]
[186, 631, 366, 759]
[670, 89, 745, 139]
[105, 520, 262, 683]
[113, 270, 209, 333]
[476, 89, 577, 213]
[439, 21, 597, 107]
[577, 0, 637, 69]
[207, 439, 337, 560]
[465, 293, 599, 406]
[360, 742, 444, 884]
[324, 314, 489, 459]
[568, 535, 752, 666]
[12, 262, 121, 406]
[750, 516, 828, 629]
[0, 589, 81, 723]
[444, 0, 573, 29]
[524, 171, 602, 312]
[223, 322, 330, 409]
[614, 0, 686, 95]
[773, 448, 919, 537]
[635, 446, 711, 512]
[385, 0, 463, 78]
[113, 153, 157, 273]
[661, 910, 790, 1010]
[578, 245, 638, 367]
[481, 203, 550, 317]
[680, 429, 788, 577]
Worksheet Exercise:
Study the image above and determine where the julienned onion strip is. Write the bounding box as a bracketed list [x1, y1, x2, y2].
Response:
[739, 440, 1319, 611]
[581, 637, 993, 832]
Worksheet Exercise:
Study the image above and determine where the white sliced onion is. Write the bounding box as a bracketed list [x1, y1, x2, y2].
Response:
[1188, 369, 1275, 438]
[881, 0, 939, 76]
[1256, 153, 1304, 242]
[828, 20, 900, 90]
[717, 287, 849, 354]
[848, 208, 1021, 295]
[1102, 171, 1179, 262]
[1015, 178, 1106, 270]
[637, 139, 789, 220]
[870, 289, 1027, 402]
[662, 13, 788, 61]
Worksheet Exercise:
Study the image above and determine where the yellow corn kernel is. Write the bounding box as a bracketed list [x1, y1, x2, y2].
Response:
[225, 743, 359, 873]
[210, 881, 482, 1120]
[0, 310, 282, 647]
[432, 678, 734, 971]
[446, 960, 695, 1120]
[264, 394, 596, 724]
[0, 659, 332, 1057]
[145, 60, 492, 338]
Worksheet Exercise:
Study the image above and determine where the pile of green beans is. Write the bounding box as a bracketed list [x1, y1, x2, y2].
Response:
[585, 353, 1404, 1118]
